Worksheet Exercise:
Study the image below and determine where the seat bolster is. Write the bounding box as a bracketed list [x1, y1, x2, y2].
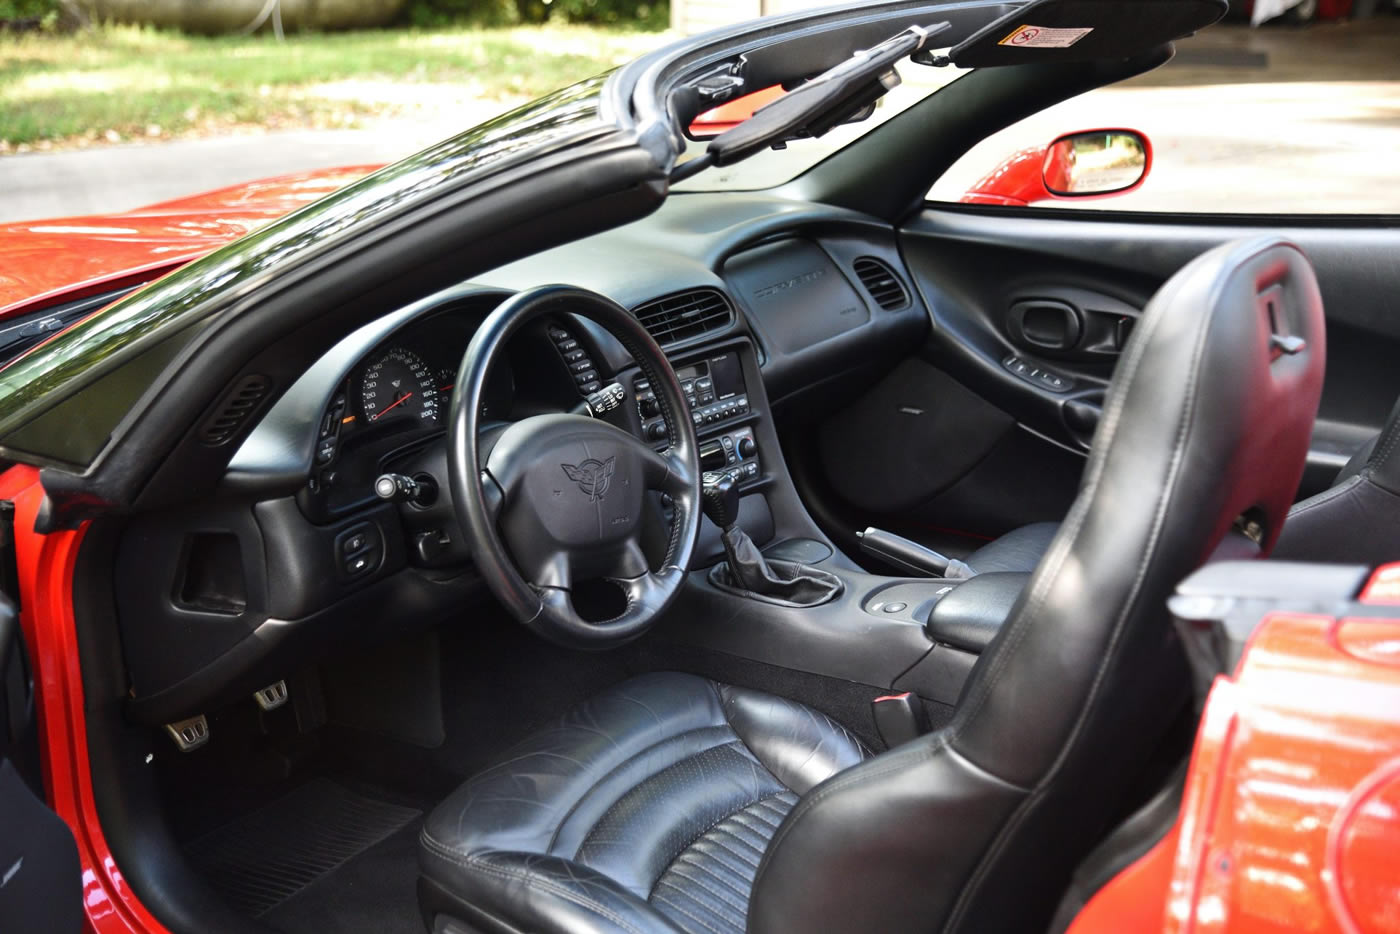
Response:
[417, 845, 680, 934]
[1360, 394, 1400, 495]
[747, 739, 1024, 934]
[964, 522, 1060, 575]
[718, 685, 868, 794]
[1273, 474, 1400, 565]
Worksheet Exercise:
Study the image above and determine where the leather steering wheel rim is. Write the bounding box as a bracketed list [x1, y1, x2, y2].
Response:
[448, 285, 701, 648]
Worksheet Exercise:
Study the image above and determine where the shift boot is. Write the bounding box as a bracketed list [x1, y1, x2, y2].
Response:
[702, 471, 842, 606]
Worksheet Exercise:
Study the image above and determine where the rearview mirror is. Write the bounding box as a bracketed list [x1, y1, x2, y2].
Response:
[1042, 130, 1150, 196]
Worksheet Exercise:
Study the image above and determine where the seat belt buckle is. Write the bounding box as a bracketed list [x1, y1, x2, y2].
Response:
[872, 692, 930, 748]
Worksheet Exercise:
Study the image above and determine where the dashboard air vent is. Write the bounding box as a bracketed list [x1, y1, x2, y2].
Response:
[633, 288, 734, 347]
[199, 375, 270, 446]
[853, 257, 910, 311]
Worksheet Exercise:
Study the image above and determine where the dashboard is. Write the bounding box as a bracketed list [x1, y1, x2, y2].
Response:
[120, 192, 933, 723]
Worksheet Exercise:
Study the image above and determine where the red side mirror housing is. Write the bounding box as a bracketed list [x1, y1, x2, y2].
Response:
[960, 128, 1153, 207]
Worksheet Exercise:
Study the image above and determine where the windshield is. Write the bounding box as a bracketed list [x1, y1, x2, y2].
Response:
[673, 60, 969, 192]
[0, 76, 611, 468]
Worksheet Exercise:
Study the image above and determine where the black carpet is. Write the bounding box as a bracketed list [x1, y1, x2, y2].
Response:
[262, 821, 426, 934]
[184, 778, 421, 925]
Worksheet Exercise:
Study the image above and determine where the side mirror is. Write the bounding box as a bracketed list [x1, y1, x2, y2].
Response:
[960, 129, 1152, 207]
[1042, 129, 1150, 197]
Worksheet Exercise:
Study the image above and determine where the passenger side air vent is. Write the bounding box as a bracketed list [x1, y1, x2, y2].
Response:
[853, 257, 910, 311]
[633, 288, 735, 347]
[199, 375, 271, 446]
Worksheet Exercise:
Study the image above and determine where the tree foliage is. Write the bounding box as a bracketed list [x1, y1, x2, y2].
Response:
[0, 0, 64, 27]
[403, 0, 665, 28]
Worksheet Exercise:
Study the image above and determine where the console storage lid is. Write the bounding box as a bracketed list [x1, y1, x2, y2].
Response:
[925, 571, 1030, 653]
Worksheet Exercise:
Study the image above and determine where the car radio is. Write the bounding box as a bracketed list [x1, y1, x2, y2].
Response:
[634, 350, 751, 441]
[634, 350, 760, 485]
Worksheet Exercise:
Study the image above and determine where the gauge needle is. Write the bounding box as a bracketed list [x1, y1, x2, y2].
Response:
[373, 392, 413, 421]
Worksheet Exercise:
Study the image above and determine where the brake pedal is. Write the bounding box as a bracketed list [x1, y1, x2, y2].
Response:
[165, 714, 210, 752]
[253, 680, 289, 712]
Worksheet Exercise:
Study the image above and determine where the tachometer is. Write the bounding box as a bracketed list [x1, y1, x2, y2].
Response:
[360, 348, 440, 424]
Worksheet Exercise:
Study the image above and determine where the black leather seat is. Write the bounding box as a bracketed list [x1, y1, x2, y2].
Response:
[1271, 393, 1400, 565]
[418, 237, 1326, 934]
[962, 520, 1060, 574]
[418, 672, 867, 934]
[974, 396, 1400, 576]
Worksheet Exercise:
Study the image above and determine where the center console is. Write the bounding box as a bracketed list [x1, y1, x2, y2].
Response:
[622, 335, 1015, 728]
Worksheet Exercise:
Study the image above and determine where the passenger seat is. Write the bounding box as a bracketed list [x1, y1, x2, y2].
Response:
[969, 395, 1400, 573]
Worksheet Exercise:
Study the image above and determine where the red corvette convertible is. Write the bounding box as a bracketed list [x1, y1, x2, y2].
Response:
[1, 2, 1398, 933]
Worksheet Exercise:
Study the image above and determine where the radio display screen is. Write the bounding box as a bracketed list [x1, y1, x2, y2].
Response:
[707, 352, 743, 400]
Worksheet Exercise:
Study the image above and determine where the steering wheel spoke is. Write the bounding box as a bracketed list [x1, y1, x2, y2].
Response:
[614, 566, 687, 617]
[639, 444, 698, 499]
[480, 469, 505, 522]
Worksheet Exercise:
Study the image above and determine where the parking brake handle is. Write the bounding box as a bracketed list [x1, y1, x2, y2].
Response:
[857, 527, 974, 580]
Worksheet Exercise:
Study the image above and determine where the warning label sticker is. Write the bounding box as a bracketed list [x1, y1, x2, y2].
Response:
[997, 25, 1094, 48]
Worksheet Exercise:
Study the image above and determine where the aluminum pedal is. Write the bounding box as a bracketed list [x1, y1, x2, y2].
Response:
[253, 680, 289, 711]
[165, 715, 210, 752]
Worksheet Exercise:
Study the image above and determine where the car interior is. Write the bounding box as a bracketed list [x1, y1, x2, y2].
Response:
[7, 2, 1400, 933]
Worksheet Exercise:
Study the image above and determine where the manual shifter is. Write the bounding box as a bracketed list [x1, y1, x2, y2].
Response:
[701, 471, 843, 606]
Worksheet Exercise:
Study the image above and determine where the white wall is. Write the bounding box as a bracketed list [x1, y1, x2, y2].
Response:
[672, 0, 837, 36]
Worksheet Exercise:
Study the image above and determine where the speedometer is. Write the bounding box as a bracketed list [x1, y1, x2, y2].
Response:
[359, 348, 440, 425]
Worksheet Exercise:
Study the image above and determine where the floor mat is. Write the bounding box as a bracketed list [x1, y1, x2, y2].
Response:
[184, 778, 422, 919]
[262, 821, 426, 934]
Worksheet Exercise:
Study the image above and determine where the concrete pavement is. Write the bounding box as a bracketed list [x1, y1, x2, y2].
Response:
[0, 123, 465, 222]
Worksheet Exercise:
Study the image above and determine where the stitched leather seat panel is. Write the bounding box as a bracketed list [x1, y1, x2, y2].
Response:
[418, 672, 866, 934]
[649, 791, 798, 934]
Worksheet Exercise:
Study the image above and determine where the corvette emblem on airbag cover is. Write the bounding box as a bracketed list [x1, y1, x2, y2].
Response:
[561, 457, 616, 502]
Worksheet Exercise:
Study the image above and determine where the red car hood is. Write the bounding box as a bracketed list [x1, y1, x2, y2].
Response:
[0, 164, 382, 319]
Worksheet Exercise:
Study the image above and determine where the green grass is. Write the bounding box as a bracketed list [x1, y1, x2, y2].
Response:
[0, 24, 666, 148]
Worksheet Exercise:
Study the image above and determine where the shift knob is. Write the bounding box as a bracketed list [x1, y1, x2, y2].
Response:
[701, 471, 740, 531]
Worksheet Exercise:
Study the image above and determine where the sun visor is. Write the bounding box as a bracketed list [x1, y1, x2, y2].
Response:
[946, 0, 1227, 67]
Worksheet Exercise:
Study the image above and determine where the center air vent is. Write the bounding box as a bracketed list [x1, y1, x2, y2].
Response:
[199, 375, 270, 446]
[633, 288, 735, 347]
[853, 257, 911, 311]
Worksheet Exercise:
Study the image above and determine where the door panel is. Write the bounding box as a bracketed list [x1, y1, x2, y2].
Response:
[899, 209, 1400, 498]
[801, 208, 1400, 551]
[0, 520, 82, 933]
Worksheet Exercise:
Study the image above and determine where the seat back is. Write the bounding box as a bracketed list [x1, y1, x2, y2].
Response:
[748, 238, 1326, 934]
[1273, 392, 1400, 565]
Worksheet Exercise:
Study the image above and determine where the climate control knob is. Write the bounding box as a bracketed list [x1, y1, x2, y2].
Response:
[738, 437, 757, 459]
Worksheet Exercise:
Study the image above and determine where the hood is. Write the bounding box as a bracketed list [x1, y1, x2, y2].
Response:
[0, 164, 381, 317]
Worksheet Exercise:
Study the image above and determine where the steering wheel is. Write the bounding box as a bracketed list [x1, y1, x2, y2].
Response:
[448, 285, 702, 648]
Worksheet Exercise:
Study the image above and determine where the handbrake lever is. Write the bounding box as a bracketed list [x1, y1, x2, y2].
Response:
[857, 527, 974, 580]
